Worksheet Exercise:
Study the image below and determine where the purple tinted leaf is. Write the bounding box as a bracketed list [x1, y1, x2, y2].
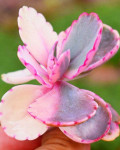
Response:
[58, 13, 102, 79]
[102, 122, 120, 141]
[108, 104, 120, 123]
[28, 81, 98, 126]
[60, 90, 112, 143]
[85, 24, 120, 72]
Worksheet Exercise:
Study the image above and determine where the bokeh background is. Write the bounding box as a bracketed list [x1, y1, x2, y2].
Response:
[0, 0, 120, 149]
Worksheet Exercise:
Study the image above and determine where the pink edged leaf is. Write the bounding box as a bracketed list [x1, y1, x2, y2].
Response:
[1, 68, 34, 84]
[18, 6, 58, 66]
[64, 70, 91, 82]
[102, 122, 120, 141]
[28, 81, 98, 127]
[18, 45, 52, 88]
[102, 104, 120, 141]
[0, 85, 51, 140]
[49, 50, 70, 83]
[47, 42, 70, 83]
[108, 104, 120, 123]
[60, 90, 112, 144]
[47, 42, 58, 76]
[57, 12, 103, 79]
[85, 24, 120, 72]
[57, 31, 67, 57]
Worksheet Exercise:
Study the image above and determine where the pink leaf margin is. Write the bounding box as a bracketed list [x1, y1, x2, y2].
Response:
[60, 90, 112, 144]
[17, 46, 52, 88]
[85, 24, 120, 72]
[63, 12, 103, 79]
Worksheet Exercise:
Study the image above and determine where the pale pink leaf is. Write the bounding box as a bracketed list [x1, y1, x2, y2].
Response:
[1, 68, 34, 84]
[0, 85, 50, 140]
[18, 6, 58, 66]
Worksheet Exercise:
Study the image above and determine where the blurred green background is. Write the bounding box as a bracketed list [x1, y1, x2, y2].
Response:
[0, 0, 120, 149]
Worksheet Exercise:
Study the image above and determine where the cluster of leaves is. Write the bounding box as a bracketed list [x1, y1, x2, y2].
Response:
[0, 6, 120, 148]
